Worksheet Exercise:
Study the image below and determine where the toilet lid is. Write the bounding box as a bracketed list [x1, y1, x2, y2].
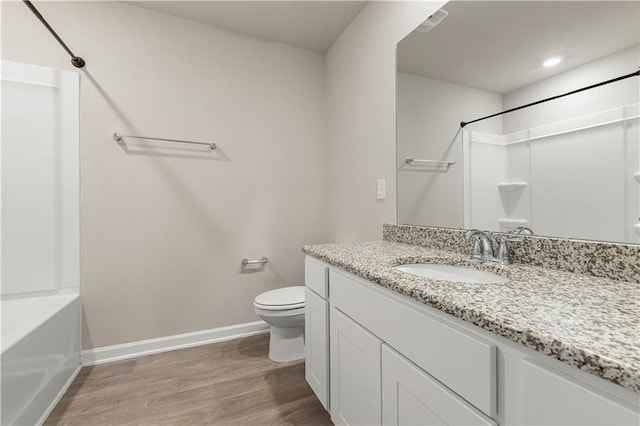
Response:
[254, 286, 305, 310]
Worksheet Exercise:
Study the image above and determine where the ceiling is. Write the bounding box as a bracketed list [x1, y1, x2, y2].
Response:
[125, 1, 367, 53]
[398, 1, 640, 94]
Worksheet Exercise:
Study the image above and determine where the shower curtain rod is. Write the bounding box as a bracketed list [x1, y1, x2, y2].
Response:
[23, 0, 85, 68]
[460, 69, 640, 128]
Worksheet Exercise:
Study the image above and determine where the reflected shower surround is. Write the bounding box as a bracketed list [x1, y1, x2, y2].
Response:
[463, 104, 640, 244]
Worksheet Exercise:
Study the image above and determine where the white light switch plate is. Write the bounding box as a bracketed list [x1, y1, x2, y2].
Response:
[376, 179, 386, 200]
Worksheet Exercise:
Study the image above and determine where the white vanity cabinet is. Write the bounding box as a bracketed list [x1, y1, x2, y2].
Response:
[303, 256, 640, 426]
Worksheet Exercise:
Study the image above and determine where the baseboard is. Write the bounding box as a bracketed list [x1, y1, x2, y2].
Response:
[81, 320, 270, 366]
[37, 364, 81, 426]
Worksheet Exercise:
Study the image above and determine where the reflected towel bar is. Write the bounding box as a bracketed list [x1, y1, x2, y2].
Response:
[113, 133, 217, 151]
[241, 257, 268, 266]
[406, 158, 456, 166]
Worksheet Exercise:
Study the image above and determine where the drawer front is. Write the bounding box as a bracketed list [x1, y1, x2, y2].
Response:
[382, 345, 496, 426]
[330, 268, 496, 417]
[521, 360, 640, 425]
[305, 256, 328, 298]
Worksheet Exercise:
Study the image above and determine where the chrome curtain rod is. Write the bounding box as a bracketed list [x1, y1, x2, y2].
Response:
[460, 69, 640, 128]
[23, 1, 85, 68]
[113, 133, 217, 151]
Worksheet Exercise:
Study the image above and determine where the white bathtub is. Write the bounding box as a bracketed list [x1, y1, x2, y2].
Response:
[1, 292, 81, 425]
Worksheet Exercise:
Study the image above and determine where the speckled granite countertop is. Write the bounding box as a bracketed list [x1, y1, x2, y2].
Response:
[302, 241, 640, 393]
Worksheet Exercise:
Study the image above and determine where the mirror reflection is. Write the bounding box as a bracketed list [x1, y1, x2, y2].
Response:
[396, 1, 640, 244]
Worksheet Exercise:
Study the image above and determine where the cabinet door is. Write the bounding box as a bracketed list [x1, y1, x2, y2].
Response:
[305, 288, 329, 410]
[382, 345, 496, 426]
[521, 360, 639, 425]
[330, 307, 382, 426]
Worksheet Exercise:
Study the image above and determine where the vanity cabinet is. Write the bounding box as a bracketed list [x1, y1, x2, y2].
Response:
[330, 267, 496, 417]
[304, 256, 640, 425]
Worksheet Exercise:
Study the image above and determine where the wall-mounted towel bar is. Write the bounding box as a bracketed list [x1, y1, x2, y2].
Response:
[241, 257, 268, 266]
[113, 133, 217, 151]
[406, 158, 456, 167]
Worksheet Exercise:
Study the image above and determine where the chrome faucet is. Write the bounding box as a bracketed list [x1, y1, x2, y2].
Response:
[465, 229, 493, 261]
[465, 229, 511, 265]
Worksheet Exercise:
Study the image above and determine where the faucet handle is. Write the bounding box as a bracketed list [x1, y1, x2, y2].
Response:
[470, 238, 483, 259]
[496, 235, 510, 265]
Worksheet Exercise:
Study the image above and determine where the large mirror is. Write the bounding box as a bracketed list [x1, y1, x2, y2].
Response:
[397, 1, 640, 244]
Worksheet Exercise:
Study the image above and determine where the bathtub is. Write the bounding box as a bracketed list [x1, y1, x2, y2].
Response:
[1, 291, 81, 425]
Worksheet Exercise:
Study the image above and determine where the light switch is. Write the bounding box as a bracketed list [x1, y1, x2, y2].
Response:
[376, 179, 386, 200]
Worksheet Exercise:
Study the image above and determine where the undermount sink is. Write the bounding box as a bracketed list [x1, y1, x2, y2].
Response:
[394, 263, 509, 284]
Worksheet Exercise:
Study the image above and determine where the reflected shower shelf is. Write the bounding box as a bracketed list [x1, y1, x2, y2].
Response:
[497, 182, 528, 192]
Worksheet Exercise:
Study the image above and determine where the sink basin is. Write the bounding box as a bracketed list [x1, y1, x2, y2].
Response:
[394, 263, 508, 284]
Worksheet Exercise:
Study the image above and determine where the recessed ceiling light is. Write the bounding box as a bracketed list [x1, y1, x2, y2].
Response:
[543, 57, 562, 67]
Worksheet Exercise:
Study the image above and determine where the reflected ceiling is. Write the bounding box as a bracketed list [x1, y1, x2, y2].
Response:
[398, 1, 640, 93]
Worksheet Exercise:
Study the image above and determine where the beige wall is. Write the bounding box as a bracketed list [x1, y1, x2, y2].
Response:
[325, 1, 446, 242]
[2, 1, 328, 349]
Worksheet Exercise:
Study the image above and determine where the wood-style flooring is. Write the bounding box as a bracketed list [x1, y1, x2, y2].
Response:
[45, 334, 333, 425]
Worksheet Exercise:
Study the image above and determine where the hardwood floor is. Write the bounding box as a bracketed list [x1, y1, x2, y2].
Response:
[46, 334, 333, 425]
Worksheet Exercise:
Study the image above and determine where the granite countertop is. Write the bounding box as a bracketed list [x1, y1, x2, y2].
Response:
[302, 240, 640, 393]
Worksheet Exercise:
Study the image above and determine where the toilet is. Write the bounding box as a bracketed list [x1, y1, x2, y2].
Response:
[254, 286, 305, 362]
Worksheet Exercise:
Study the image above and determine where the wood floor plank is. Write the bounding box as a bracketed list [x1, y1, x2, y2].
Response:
[45, 334, 333, 425]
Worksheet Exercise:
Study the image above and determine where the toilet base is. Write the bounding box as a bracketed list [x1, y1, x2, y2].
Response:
[268, 324, 305, 362]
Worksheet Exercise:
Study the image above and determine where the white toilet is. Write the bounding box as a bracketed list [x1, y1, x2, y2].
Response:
[254, 286, 305, 362]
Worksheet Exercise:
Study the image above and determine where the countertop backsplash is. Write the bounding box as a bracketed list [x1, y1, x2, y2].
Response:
[383, 224, 640, 284]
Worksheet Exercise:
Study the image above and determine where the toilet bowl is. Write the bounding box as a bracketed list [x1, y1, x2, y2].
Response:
[254, 286, 305, 362]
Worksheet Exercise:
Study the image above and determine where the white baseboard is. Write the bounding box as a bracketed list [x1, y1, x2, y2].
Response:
[81, 320, 270, 366]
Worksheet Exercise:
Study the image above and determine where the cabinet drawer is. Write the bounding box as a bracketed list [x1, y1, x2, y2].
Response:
[305, 256, 328, 298]
[383, 345, 496, 426]
[521, 360, 640, 425]
[330, 269, 496, 417]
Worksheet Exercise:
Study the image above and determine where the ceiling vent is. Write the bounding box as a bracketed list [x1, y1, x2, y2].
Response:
[415, 9, 449, 33]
